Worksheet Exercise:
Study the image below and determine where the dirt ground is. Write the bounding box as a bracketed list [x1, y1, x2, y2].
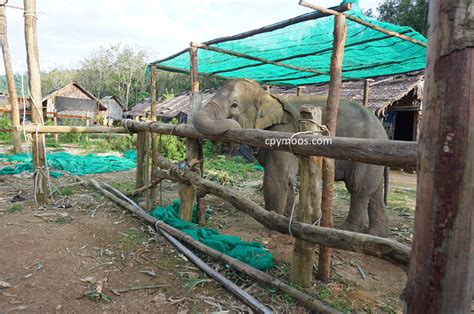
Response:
[0, 151, 417, 313]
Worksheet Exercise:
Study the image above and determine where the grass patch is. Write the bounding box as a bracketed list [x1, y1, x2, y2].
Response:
[205, 155, 261, 182]
[7, 203, 23, 213]
[109, 181, 135, 194]
[387, 187, 416, 213]
[59, 187, 75, 196]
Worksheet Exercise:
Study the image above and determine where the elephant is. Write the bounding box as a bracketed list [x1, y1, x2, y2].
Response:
[193, 79, 390, 237]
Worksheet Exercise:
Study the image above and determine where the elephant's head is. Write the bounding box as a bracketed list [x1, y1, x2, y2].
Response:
[193, 79, 291, 135]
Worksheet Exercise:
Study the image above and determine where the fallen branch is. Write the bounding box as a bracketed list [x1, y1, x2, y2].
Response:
[153, 156, 411, 270]
[90, 179, 273, 314]
[127, 178, 166, 197]
[90, 179, 339, 314]
[110, 284, 171, 296]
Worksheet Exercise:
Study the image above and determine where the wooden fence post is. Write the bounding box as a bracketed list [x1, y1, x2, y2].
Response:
[404, 0, 473, 312]
[317, 13, 346, 283]
[290, 106, 323, 288]
[53, 109, 58, 143]
[0, 2, 21, 153]
[362, 79, 372, 108]
[178, 44, 204, 222]
[135, 130, 149, 194]
[148, 65, 159, 210]
[24, 0, 49, 205]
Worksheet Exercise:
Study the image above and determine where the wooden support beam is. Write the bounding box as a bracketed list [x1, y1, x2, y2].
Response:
[299, 0, 427, 48]
[149, 153, 412, 268]
[24, 0, 49, 205]
[135, 131, 149, 195]
[148, 65, 158, 210]
[291, 106, 323, 287]
[404, 0, 474, 312]
[318, 13, 347, 283]
[0, 2, 21, 153]
[122, 120, 418, 168]
[179, 45, 203, 222]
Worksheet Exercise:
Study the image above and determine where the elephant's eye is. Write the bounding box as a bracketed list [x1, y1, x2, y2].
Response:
[231, 103, 239, 109]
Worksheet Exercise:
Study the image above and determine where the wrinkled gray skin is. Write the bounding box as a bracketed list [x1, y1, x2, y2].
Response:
[193, 79, 389, 237]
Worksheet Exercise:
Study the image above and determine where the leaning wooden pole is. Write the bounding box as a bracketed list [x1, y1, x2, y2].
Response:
[290, 106, 323, 287]
[317, 13, 346, 283]
[0, 1, 21, 153]
[178, 44, 204, 222]
[148, 65, 158, 210]
[24, 0, 49, 205]
[404, 0, 473, 312]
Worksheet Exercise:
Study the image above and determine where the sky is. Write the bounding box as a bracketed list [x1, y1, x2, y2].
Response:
[2, 0, 381, 74]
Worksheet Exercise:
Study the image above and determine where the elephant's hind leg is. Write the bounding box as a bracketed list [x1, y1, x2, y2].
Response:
[367, 184, 390, 237]
[340, 192, 370, 233]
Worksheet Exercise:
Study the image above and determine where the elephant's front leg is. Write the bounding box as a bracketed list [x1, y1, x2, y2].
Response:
[262, 151, 298, 216]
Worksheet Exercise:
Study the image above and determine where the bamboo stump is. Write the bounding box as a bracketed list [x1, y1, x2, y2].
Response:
[290, 106, 323, 288]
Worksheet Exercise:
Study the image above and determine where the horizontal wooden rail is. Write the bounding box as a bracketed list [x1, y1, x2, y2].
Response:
[124, 120, 417, 167]
[11, 122, 417, 167]
[16, 125, 128, 133]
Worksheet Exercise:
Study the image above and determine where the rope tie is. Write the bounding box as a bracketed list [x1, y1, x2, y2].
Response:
[288, 198, 322, 236]
[287, 119, 331, 154]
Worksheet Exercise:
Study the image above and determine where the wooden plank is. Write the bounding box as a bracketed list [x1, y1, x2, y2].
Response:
[24, 0, 49, 205]
[404, 0, 474, 312]
[318, 13, 346, 283]
[291, 106, 323, 287]
[123, 120, 418, 168]
[0, 2, 21, 153]
[18, 125, 128, 133]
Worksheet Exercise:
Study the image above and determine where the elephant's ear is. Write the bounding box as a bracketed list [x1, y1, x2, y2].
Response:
[255, 94, 290, 129]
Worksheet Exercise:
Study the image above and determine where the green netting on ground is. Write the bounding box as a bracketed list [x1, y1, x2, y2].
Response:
[150, 0, 426, 86]
[0, 152, 136, 177]
[150, 200, 273, 270]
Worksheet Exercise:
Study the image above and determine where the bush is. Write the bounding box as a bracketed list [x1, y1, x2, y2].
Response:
[0, 113, 13, 143]
[157, 135, 186, 161]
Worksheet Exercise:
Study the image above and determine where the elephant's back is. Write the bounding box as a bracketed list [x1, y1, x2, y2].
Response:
[276, 95, 387, 140]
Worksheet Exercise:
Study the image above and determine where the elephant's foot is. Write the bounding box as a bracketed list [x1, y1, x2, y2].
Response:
[367, 225, 389, 238]
[339, 220, 364, 233]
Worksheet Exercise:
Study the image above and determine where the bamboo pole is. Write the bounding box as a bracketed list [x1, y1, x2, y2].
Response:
[290, 106, 322, 287]
[299, 0, 427, 48]
[296, 86, 305, 96]
[404, 0, 474, 312]
[122, 120, 417, 168]
[0, 1, 21, 153]
[24, 0, 49, 205]
[148, 65, 158, 210]
[318, 13, 347, 283]
[18, 125, 128, 133]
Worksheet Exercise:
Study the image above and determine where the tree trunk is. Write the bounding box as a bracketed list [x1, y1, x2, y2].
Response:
[0, 3, 21, 153]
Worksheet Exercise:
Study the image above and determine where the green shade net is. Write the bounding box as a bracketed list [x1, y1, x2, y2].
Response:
[0, 151, 136, 177]
[149, 0, 426, 86]
[150, 200, 273, 270]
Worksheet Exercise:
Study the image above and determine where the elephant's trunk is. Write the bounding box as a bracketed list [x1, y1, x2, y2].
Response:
[193, 102, 241, 135]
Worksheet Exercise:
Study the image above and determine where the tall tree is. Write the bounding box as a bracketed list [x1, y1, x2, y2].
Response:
[377, 0, 429, 35]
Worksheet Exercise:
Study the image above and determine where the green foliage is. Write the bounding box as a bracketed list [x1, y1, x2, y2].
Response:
[59, 187, 74, 196]
[377, 0, 428, 35]
[387, 186, 416, 212]
[204, 155, 258, 180]
[8, 203, 23, 213]
[0, 113, 12, 143]
[162, 88, 175, 101]
[157, 135, 186, 161]
[80, 134, 135, 153]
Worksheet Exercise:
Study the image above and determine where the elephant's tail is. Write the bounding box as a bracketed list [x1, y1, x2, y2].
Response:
[384, 166, 390, 206]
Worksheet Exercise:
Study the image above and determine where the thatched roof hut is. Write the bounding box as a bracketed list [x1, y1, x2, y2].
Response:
[43, 83, 107, 120]
[100, 96, 124, 122]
